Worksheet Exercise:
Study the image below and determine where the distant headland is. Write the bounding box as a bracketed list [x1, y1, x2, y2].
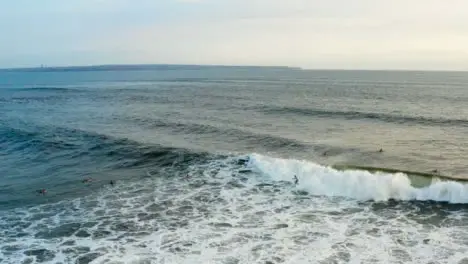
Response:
[0, 64, 302, 73]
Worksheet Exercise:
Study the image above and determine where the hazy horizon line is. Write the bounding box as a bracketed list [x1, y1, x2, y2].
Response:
[1, 63, 468, 73]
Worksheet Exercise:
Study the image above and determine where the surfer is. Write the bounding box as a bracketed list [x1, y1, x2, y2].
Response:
[379, 148, 383, 153]
[82, 178, 93, 183]
[37, 189, 47, 195]
[238, 156, 250, 166]
[293, 175, 298, 185]
[431, 169, 438, 174]
[323, 151, 328, 156]
[110, 180, 115, 186]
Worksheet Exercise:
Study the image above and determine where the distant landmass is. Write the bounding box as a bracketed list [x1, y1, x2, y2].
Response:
[0, 64, 302, 72]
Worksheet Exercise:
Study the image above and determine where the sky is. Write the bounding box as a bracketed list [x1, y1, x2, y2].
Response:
[1, 0, 468, 70]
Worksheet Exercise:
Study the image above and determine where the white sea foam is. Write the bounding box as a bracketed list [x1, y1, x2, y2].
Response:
[248, 153, 468, 203]
[1, 154, 468, 264]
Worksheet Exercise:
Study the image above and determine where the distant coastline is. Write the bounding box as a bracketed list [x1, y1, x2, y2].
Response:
[2, 64, 467, 73]
[0, 64, 302, 73]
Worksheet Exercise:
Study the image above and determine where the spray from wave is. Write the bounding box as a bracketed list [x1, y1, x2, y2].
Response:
[1, 152, 468, 264]
[247, 153, 468, 204]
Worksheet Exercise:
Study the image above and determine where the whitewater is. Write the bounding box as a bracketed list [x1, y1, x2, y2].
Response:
[1, 66, 468, 263]
[1, 153, 467, 263]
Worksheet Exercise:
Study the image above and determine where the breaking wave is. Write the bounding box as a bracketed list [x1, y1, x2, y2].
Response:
[1, 153, 467, 264]
[247, 153, 468, 204]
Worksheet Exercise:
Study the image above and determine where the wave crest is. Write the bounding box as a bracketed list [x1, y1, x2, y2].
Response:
[247, 153, 468, 204]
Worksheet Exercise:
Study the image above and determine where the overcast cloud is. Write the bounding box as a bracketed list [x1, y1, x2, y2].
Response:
[1, 0, 467, 70]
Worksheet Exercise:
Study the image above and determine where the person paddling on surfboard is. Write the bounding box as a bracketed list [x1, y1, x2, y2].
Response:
[82, 177, 93, 183]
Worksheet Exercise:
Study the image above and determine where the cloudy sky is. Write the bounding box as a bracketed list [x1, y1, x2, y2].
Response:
[1, 0, 467, 70]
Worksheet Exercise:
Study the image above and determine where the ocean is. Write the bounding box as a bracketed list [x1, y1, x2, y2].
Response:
[1, 65, 468, 264]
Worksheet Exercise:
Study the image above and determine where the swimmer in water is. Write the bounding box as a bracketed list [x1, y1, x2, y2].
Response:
[293, 175, 298, 185]
[36, 189, 47, 195]
[379, 148, 383, 153]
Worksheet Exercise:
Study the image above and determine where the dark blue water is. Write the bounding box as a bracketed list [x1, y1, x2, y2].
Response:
[1, 66, 468, 264]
